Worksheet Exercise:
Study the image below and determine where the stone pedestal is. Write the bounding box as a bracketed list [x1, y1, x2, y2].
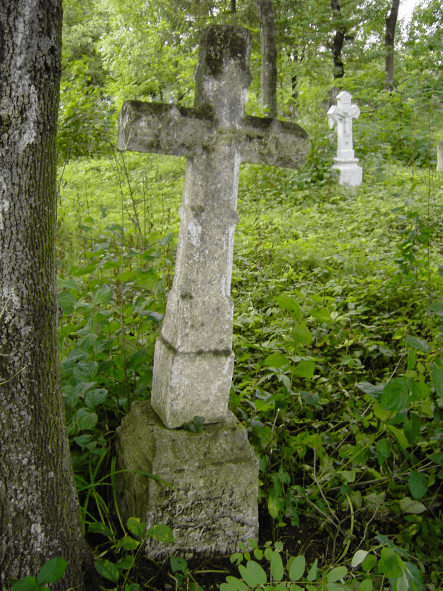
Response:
[115, 401, 259, 558]
[332, 157, 363, 187]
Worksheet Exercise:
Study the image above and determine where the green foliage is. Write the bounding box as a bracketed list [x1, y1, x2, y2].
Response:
[221, 539, 423, 591]
[92, 516, 173, 588]
[3, 558, 67, 591]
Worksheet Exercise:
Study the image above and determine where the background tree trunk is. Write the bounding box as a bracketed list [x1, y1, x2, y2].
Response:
[330, 0, 346, 78]
[257, 0, 278, 117]
[385, 0, 400, 90]
[0, 1, 99, 589]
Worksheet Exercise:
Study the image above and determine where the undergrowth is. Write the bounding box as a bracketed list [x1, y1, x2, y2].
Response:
[15, 150, 441, 591]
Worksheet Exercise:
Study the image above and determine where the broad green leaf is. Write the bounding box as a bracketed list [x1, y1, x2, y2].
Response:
[289, 555, 306, 581]
[387, 425, 409, 449]
[93, 287, 113, 305]
[75, 408, 98, 431]
[253, 548, 263, 561]
[372, 402, 394, 422]
[125, 584, 142, 591]
[88, 521, 113, 537]
[264, 353, 290, 368]
[85, 388, 108, 410]
[268, 492, 283, 519]
[377, 548, 404, 578]
[380, 378, 409, 411]
[357, 382, 385, 399]
[274, 584, 287, 591]
[73, 263, 98, 276]
[409, 380, 430, 402]
[327, 566, 347, 583]
[95, 559, 119, 582]
[431, 364, 443, 398]
[57, 278, 77, 290]
[361, 554, 377, 572]
[309, 307, 332, 322]
[57, 291, 77, 315]
[170, 556, 187, 573]
[430, 452, 443, 465]
[338, 470, 356, 483]
[357, 580, 372, 591]
[127, 517, 146, 537]
[375, 439, 391, 459]
[351, 550, 369, 568]
[115, 535, 140, 550]
[406, 335, 430, 353]
[427, 301, 443, 316]
[293, 360, 316, 378]
[404, 562, 424, 589]
[221, 578, 249, 591]
[238, 561, 267, 588]
[289, 585, 304, 591]
[408, 470, 427, 500]
[396, 572, 409, 591]
[11, 577, 38, 591]
[270, 551, 284, 581]
[291, 323, 313, 346]
[119, 555, 136, 570]
[146, 524, 174, 543]
[275, 294, 302, 322]
[403, 414, 420, 445]
[307, 559, 318, 581]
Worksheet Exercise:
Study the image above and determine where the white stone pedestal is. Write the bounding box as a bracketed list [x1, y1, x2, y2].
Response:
[332, 157, 363, 187]
[115, 401, 259, 558]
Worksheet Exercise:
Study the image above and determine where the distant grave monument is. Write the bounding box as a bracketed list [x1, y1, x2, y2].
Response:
[437, 140, 443, 172]
[115, 25, 308, 558]
[328, 91, 362, 187]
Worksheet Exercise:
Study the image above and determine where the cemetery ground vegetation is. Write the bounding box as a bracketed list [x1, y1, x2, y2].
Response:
[5, 1, 443, 589]
[47, 139, 443, 591]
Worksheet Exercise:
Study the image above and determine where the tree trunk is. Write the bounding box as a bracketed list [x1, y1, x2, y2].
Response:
[257, 0, 278, 117]
[231, 0, 236, 13]
[384, 0, 400, 90]
[330, 0, 346, 78]
[0, 1, 99, 589]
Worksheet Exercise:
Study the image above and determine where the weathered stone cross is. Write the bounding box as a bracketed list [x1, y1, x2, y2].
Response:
[119, 25, 308, 429]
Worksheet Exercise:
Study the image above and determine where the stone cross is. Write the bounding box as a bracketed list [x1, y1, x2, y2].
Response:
[119, 25, 308, 429]
[328, 90, 362, 187]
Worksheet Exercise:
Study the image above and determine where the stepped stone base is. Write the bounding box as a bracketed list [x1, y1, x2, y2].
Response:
[332, 158, 362, 187]
[115, 401, 259, 558]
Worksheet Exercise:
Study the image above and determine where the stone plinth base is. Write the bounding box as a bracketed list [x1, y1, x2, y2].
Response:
[115, 401, 259, 558]
[332, 158, 362, 187]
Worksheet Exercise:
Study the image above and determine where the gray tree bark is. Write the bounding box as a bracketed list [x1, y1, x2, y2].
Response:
[257, 0, 278, 117]
[0, 1, 100, 589]
[330, 0, 346, 78]
[384, 0, 400, 90]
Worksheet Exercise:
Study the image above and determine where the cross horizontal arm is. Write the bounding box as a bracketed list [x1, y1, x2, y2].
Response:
[118, 100, 308, 169]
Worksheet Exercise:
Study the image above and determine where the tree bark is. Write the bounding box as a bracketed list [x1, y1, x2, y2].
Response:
[384, 0, 400, 90]
[257, 0, 278, 117]
[231, 0, 236, 13]
[0, 1, 99, 589]
[330, 0, 346, 79]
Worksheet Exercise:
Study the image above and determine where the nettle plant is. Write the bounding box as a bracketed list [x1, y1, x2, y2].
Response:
[221, 539, 423, 591]
[57, 213, 173, 519]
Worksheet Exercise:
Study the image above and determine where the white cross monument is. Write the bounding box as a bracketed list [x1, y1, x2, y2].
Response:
[328, 90, 362, 187]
